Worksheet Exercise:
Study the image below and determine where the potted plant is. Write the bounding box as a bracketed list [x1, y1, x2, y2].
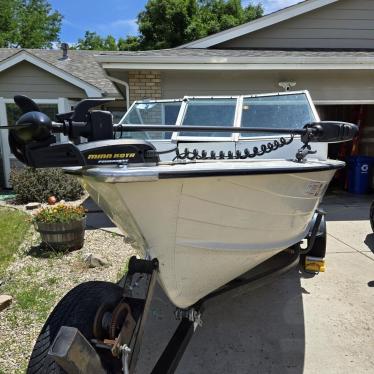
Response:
[33, 204, 86, 251]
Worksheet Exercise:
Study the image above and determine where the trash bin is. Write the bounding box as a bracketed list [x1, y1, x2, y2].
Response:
[348, 156, 374, 194]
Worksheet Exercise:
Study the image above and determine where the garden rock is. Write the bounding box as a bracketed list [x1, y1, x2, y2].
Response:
[84, 253, 108, 268]
[0, 295, 13, 312]
[26, 202, 41, 210]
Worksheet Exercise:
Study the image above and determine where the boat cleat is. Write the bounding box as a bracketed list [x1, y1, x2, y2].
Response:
[304, 256, 326, 273]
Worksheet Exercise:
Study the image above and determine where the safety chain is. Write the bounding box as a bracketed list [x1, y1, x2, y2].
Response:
[173, 135, 294, 161]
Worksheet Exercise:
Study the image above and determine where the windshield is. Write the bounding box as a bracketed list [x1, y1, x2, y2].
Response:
[180, 98, 237, 137]
[118, 92, 316, 140]
[240, 93, 315, 137]
[119, 101, 182, 140]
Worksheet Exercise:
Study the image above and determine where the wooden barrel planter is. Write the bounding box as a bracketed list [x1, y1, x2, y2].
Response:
[35, 216, 86, 251]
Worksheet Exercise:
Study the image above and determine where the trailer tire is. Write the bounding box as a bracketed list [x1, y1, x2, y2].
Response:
[27, 281, 123, 374]
[370, 201, 374, 232]
[308, 215, 327, 259]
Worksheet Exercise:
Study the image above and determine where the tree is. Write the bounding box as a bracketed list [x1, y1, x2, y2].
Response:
[138, 0, 263, 49]
[138, 0, 199, 50]
[117, 36, 142, 51]
[195, 0, 263, 38]
[76, 32, 118, 51]
[0, 0, 62, 48]
[76, 0, 263, 51]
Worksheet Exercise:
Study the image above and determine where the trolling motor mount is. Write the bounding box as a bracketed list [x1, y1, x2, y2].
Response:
[56, 98, 115, 143]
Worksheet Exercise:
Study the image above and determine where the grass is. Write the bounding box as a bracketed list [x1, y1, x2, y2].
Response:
[0, 207, 30, 277]
[1, 272, 57, 374]
[0, 220, 133, 373]
[5, 279, 56, 324]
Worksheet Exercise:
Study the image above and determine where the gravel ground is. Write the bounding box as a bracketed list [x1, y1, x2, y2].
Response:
[0, 217, 136, 373]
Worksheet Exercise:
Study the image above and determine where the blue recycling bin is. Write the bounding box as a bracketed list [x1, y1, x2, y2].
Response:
[348, 156, 374, 194]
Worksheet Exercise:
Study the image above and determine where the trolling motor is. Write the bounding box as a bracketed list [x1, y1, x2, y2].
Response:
[6, 95, 159, 168]
[0, 95, 359, 169]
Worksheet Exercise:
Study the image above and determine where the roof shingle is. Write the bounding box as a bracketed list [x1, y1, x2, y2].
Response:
[96, 48, 374, 59]
[0, 48, 119, 95]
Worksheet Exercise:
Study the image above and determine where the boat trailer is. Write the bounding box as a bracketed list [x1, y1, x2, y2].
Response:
[47, 210, 326, 374]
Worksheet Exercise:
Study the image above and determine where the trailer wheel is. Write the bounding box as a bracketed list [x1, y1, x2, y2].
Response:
[27, 281, 123, 374]
[300, 215, 327, 272]
[370, 201, 374, 232]
[308, 215, 327, 259]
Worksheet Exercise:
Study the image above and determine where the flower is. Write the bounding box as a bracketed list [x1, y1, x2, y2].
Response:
[33, 204, 86, 224]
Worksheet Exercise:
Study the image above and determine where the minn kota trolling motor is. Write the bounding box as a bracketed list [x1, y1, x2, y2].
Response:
[1, 95, 358, 169]
[4, 95, 159, 168]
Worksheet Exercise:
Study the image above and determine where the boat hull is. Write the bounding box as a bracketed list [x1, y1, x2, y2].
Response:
[77, 161, 340, 308]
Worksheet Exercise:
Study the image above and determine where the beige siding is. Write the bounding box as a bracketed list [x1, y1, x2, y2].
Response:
[216, 0, 374, 49]
[161, 70, 374, 102]
[0, 61, 85, 99]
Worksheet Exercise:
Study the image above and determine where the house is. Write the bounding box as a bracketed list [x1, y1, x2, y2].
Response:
[96, 0, 374, 186]
[0, 48, 126, 188]
[2, 0, 374, 189]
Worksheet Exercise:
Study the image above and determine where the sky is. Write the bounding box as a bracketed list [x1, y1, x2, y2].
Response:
[49, 0, 301, 44]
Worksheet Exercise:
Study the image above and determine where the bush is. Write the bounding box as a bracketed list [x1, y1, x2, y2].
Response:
[10, 168, 84, 204]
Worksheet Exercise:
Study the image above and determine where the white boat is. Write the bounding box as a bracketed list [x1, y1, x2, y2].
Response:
[62, 91, 347, 308]
[3, 91, 357, 373]
[79, 159, 341, 308]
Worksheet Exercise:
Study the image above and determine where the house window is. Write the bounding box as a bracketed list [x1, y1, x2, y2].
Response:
[6, 103, 60, 142]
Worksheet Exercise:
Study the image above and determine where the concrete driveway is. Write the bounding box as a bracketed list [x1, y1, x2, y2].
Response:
[132, 192, 374, 374]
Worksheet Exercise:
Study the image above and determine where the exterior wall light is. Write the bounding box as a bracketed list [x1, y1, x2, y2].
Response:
[279, 82, 296, 91]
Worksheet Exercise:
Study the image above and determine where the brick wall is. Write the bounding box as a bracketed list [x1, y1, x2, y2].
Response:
[128, 71, 161, 103]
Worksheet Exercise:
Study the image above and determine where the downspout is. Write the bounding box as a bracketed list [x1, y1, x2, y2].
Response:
[104, 73, 130, 110]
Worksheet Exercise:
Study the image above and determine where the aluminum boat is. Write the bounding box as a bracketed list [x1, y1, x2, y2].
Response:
[64, 91, 347, 307]
[1, 91, 358, 373]
[79, 158, 341, 308]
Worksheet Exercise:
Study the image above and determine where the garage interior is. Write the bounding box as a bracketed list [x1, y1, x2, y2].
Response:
[316, 104, 374, 192]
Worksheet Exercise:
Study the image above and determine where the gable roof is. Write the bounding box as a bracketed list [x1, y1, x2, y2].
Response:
[0, 48, 120, 97]
[179, 0, 339, 49]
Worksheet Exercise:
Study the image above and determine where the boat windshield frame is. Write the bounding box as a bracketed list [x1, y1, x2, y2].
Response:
[118, 90, 320, 142]
[119, 98, 183, 142]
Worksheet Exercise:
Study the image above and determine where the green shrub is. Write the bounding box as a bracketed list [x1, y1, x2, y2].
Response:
[10, 168, 84, 204]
